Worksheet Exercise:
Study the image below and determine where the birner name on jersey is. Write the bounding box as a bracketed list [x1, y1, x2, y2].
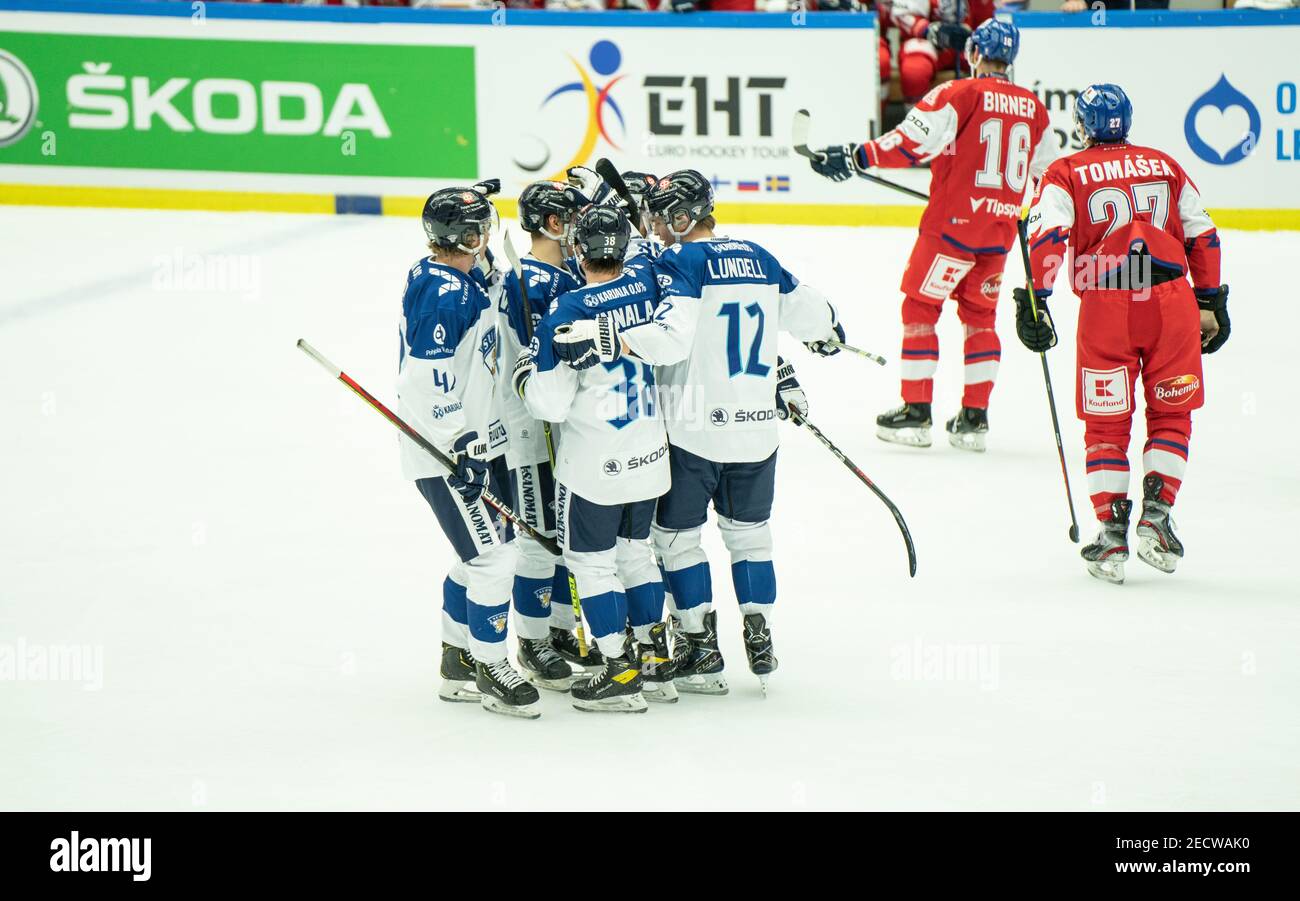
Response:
[1073, 155, 1177, 186]
[983, 92, 1039, 118]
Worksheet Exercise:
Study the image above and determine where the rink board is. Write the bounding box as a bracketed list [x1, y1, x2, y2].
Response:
[0, 3, 1297, 228]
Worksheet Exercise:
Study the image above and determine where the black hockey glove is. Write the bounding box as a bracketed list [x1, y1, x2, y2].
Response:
[472, 178, 501, 197]
[805, 321, 847, 357]
[774, 356, 809, 423]
[1197, 285, 1230, 354]
[552, 314, 621, 371]
[809, 144, 865, 183]
[449, 432, 491, 504]
[669, 0, 697, 11]
[927, 22, 972, 52]
[1013, 287, 1058, 353]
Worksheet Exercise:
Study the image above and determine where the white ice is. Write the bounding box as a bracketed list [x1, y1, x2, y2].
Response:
[1, 206, 1296, 811]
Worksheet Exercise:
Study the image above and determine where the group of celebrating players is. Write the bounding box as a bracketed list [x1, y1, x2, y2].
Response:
[395, 18, 1232, 719]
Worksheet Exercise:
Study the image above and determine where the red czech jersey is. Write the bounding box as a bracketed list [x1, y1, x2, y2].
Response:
[1026, 142, 1221, 296]
[858, 75, 1056, 254]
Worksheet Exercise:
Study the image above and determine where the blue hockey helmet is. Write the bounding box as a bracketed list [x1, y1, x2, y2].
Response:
[1074, 83, 1133, 144]
[965, 18, 1020, 67]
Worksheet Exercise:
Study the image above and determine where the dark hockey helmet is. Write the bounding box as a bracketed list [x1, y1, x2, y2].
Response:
[422, 186, 494, 253]
[518, 180, 591, 240]
[572, 205, 631, 263]
[647, 169, 714, 238]
[621, 171, 658, 206]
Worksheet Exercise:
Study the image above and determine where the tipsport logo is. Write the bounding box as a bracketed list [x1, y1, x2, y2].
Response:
[513, 40, 625, 180]
[0, 50, 38, 148]
[1184, 75, 1260, 167]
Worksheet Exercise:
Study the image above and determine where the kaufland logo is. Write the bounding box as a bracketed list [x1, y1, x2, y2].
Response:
[0, 49, 38, 147]
[1184, 75, 1260, 166]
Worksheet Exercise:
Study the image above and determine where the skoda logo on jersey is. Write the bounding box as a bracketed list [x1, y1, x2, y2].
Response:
[710, 408, 729, 427]
[1184, 75, 1261, 167]
[0, 50, 38, 148]
[602, 458, 622, 477]
[513, 40, 626, 180]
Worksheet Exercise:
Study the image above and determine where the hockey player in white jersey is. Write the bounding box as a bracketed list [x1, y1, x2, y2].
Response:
[497, 180, 592, 684]
[398, 187, 538, 719]
[515, 205, 673, 712]
[552, 170, 845, 694]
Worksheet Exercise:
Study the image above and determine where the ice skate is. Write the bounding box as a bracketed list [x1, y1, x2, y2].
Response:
[438, 642, 481, 703]
[637, 621, 679, 704]
[1081, 499, 1132, 585]
[570, 652, 648, 714]
[475, 658, 542, 719]
[550, 625, 604, 671]
[876, 402, 933, 448]
[672, 610, 729, 696]
[945, 406, 988, 453]
[1136, 475, 1184, 574]
[517, 636, 576, 691]
[741, 613, 778, 696]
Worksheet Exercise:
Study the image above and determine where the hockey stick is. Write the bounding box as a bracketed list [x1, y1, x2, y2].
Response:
[296, 339, 562, 557]
[792, 109, 931, 203]
[826, 340, 887, 366]
[788, 410, 917, 578]
[1014, 219, 1081, 544]
[594, 158, 638, 210]
[500, 235, 589, 656]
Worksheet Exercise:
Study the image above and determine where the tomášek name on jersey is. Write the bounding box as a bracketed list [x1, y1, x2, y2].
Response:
[1073, 155, 1177, 186]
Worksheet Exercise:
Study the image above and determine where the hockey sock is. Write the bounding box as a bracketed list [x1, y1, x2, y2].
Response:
[1084, 423, 1132, 520]
[581, 590, 630, 659]
[510, 575, 552, 641]
[548, 565, 576, 629]
[900, 297, 941, 405]
[960, 318, 1000, 410]
[466, 598, 510, 664]
[441, 575, 470, 650]
[1143, 413, 1191, 506]
[626, 580, 666, 643]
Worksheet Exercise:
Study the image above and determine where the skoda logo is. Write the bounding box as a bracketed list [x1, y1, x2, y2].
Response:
[1184, 75, 1260, 167]
[0, 49, 38, 148]
[710, 408, 729, 427]
[602, 458, 622, 476]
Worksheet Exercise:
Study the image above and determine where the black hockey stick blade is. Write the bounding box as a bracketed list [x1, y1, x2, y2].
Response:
[791, 410, 916, 577]
[594, 158, 638, 209]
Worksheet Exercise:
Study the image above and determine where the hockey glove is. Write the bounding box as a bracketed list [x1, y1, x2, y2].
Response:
[774, 356, 809, 423]
[552, 313, 621, 371]
[1013, 287, 1058, 353]
[449, 432, 491, 505]
[927, 22, 972, 51]
[805, 321, 847, 357]
[1197, 285, 1230, 354]
[472, 178, 501, 198]
[668, 0, 698, 11]
[809, 144, 865, 183]
[511, 349, 536, 400]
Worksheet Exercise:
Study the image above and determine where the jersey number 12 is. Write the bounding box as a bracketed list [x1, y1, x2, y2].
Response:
[719, 302, 771, 378]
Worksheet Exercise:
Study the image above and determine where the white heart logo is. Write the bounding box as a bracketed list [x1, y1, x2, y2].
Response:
[1193, 104, 1253, 162]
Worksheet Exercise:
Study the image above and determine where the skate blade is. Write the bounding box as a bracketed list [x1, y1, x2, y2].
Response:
[1136, 535, 1178, 574]
[572, 693, 649, 714]
[946, 430, 986, 453]
[876, 425, 932, 448]
[674, 674, 730, 696]
[757, 674, 770, 697]
[520, 667, 580, 692]
[438, 679, 481, 703]
[643, 680, 680, 704]
[1086, 558, 1126, 584]
[480, 695, 541, 719]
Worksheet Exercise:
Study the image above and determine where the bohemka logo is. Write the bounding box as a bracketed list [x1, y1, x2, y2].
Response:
[1153, 373, 1200, 406]
[50, 832, 151, 882]
[514, 40, 625, 179]
[1184, 75, 1260, 167]
[0, 50, 38, 148]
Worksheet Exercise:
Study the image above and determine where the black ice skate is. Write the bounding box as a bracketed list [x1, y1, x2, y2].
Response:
[438, 642, 481, 704]
[1081, 499, 1132, 585]
[742, 613, 779, 696]
[475, 658, 541, 719]
[517, 636, 576, 691]
[876, 402, 933, 448]
[672, 610, 729, 696]
[570, 652, 647, 714]
[1136, 475, 1184, 574]
[550, 625, 604, 671]
[945, 406, 989, 453]
[637, 621, 679, 704]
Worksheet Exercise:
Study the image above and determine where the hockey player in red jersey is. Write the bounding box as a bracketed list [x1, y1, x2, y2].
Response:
[1018, 83, 1230, 583]
[810, 18, 1056, 452]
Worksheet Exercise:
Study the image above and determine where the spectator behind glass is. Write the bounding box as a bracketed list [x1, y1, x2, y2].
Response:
[1060, 0, 1170, 11]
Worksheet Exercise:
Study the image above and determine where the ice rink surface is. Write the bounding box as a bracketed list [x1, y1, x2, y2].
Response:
[2, 205, 1296, 811]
